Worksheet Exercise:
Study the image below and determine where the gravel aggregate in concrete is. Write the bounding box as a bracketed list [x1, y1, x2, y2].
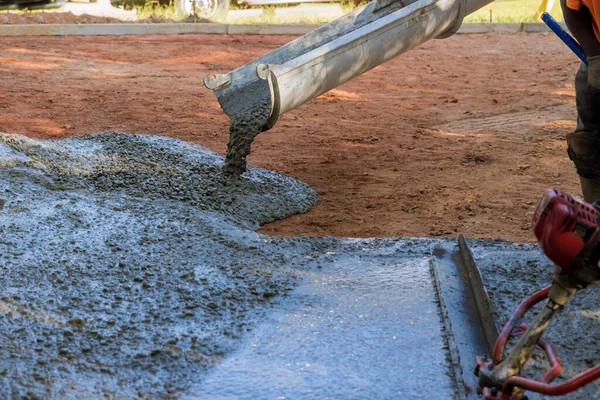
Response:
[0, 132, 319, 398]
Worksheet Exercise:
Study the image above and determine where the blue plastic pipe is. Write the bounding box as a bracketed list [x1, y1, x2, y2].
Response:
[541, 12, 588, 65]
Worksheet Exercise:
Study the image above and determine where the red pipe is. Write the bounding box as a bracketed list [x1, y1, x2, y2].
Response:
[502, 364, 600, 397]
[538, 337, 562, 384]
[493, 285, 552, 365]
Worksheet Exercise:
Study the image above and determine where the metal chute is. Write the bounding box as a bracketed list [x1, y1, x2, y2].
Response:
[204, 0, 494, 131]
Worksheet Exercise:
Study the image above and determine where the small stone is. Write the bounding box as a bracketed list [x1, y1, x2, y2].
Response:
[68, 318, 85, 328]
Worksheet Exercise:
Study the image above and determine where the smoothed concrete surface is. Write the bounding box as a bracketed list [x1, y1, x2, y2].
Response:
[187, 241, 455, 399]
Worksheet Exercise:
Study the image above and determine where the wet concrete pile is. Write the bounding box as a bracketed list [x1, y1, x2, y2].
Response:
[470, 240, 600, 399]
[0, 132, 318, 398]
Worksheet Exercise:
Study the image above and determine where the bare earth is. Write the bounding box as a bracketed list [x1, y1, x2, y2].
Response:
[0, 12, 208, 24]
[0, 12, 120, 24]
[0, 32, 582, 242]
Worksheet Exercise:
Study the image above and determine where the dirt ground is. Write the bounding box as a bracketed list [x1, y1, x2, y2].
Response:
[0, 11, 119, 24]
[0, 32, 583, 242]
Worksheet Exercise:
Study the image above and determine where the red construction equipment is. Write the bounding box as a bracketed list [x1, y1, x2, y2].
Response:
[475, 189, 600, 399]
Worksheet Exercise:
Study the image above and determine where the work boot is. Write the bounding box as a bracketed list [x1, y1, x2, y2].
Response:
[566, 130, 600, 198]
[568, 63, 600, 203]
[579, 176, 600, 203]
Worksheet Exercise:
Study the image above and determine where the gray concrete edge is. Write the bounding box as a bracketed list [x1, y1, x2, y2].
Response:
[0, 22, 556, 37]
[457, 234, 499, 356]
[431, 242, 484, 399]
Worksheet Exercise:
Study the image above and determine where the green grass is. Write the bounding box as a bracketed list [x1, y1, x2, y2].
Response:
[5, 0, 566, 24]
[225, 16, 336, 25]
[132, 2, 190, 21]
[464, 0, 563, 23]
[130, 2, 340, 24]
[225, 0, 564, 25]
[225, 5, 339, 25]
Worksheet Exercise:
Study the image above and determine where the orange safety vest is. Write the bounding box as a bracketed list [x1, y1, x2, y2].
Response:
[567, 0, 600, 42]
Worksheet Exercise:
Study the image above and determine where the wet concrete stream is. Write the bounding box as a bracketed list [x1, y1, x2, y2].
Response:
[0, 132, 599, 399]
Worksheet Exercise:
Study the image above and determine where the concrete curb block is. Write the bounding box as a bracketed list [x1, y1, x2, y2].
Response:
[226, 24, 321, 35]
[0, 22, 556, 37]
[0, 23, 227, 36]
[457, 22, 559, 34]
[522, 22, 554, 32]
[457, 22, 524, 34]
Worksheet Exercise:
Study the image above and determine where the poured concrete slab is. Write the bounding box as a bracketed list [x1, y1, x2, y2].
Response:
[2, 132, 597, 399]
[0, 133, 459, 399]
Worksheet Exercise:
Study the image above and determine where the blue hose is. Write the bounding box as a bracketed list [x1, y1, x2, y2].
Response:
[541, 12, 588, 65]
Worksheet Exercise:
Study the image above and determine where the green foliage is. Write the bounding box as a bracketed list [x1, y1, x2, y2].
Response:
[225, 13, 335, 24]
[225, 3, 339, 24]
[464, 0, 564, 23]
[133, 2, 184, 20]
[336, 0, 565, 23]
[7, 0, 567, 24]
[339, 0, 367, 13]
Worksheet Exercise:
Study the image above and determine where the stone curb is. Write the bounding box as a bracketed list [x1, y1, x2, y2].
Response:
[0, 22, 555, 37]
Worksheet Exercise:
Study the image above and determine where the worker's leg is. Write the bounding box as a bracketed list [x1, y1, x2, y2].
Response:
[567, 63, 600, 202]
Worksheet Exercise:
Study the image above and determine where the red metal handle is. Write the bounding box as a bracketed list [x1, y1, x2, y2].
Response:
[493, 285, 552, 365]
[503, 364, 600, 397]
[480, 284, 599, 399]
